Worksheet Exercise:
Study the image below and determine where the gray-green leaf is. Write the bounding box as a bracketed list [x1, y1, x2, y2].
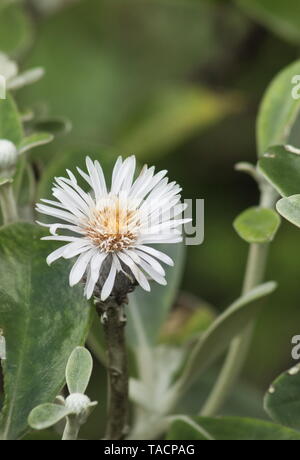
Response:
[234, 207, 281, 244]
[0, 223, 92, 440]
[259, 145, 300, 197]
[276, 195, 300, 228]
[66, 347, 93, 395]
[18, 132, 54, 154]
[28, 403, 70, 431]
[0, 94, 22, 144]
[167, 415, 300, 441]
[256, 60, 300, 157]
[264, 363, 300, 431]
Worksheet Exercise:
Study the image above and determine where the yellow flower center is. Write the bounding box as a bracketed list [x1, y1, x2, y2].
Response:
[84, 197, 140, 252]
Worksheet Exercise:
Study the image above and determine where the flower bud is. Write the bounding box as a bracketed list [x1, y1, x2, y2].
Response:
[65, 393, 92, 415]
[0, 140, 18, 178]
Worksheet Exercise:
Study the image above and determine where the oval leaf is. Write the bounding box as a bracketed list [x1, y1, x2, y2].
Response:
[28, 403, 70, 431]
[0, 3, 32, 54]
[276, 195, 300, 228]
[0, 223, 92, 440]
[259, 145, 300, 197]
[120, 86, 239, 160]
[18, 132, 54, 154]
[66, 347, 93, 395]
[0, 94, 22, 144]
[256, 60, 300, 157]
[264, 363, 300, 431]
[167, 416, 300, 441]
[234, 207, 281, 244]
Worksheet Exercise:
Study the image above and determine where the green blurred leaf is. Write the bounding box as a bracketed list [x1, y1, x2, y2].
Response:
[234, 207, 281, 243]
[167, 416, 300, 441]
[0, 2, 32, 55]
[256, 60, 300, 156]
[28, 403, 70, 431]
[0, 223, 92, 440]
[34, 117, 72, 136]
[66, 347, 93, 395]
[259, 145, 300, 197]
[264, 363, 300, 431]
[0, 94, 22, 144]
[18, 132, 54, 154]
[20, 0, 248, 151]
[120, 86, 240, 160]
[236, 0, 300, 44]
[127, 243, 185, 348]
[159, 296, 216, 346]
[173, 282, 277, 391]
[276, 195, 300, 228]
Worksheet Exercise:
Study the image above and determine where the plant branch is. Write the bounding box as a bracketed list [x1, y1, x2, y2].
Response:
[96, 299, 129, 440]
[201, 182, 278, 416]
[0, 182, 18, 224]
[62, 415, 80, 441]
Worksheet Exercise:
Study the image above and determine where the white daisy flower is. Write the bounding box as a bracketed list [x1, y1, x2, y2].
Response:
[36, 156, 190, 301]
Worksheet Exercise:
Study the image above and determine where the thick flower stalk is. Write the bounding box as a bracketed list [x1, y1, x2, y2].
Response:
[37, 155, 189, 439]
[0, 139, 19, 224]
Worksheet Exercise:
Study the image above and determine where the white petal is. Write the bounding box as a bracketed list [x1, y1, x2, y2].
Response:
[137, 259, 167, 286]
[36, 203, 79, 224]
[54, 178, 91, 214]
[111, 156, 123, 188]
[134, 250, 165, 276]
[42, 235, 84, 242]
[120, 156, 136, 193]
[130, 166, 155, 199]
[90, 251, 107, 282]
[52, 189, 87, 219]
[95, 160, 107, 195]
[40, 223, 83, 236]
[118, 252, 150, 291]
[101, 262, 117, 301]
[134, 169, 168, 203]
[86, 157, 103, 201]
[112, 156, 135, 195]
[66, 169, 78, 185]
[39, 198, 70, 209]
[58, 176, 95, 208]
[135, 245, 174, 266]
[69, 249, 95, 287]
[46, 245, 70, 265]
[139, 234, 183, 244]
[77, 167, 92, 187]
[84, 266, 97, 300]
[63, 240, 92, 259]
[112, 253, 123, 272]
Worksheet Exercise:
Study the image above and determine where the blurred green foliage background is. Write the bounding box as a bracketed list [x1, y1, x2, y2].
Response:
[3, 0, 300, 438]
